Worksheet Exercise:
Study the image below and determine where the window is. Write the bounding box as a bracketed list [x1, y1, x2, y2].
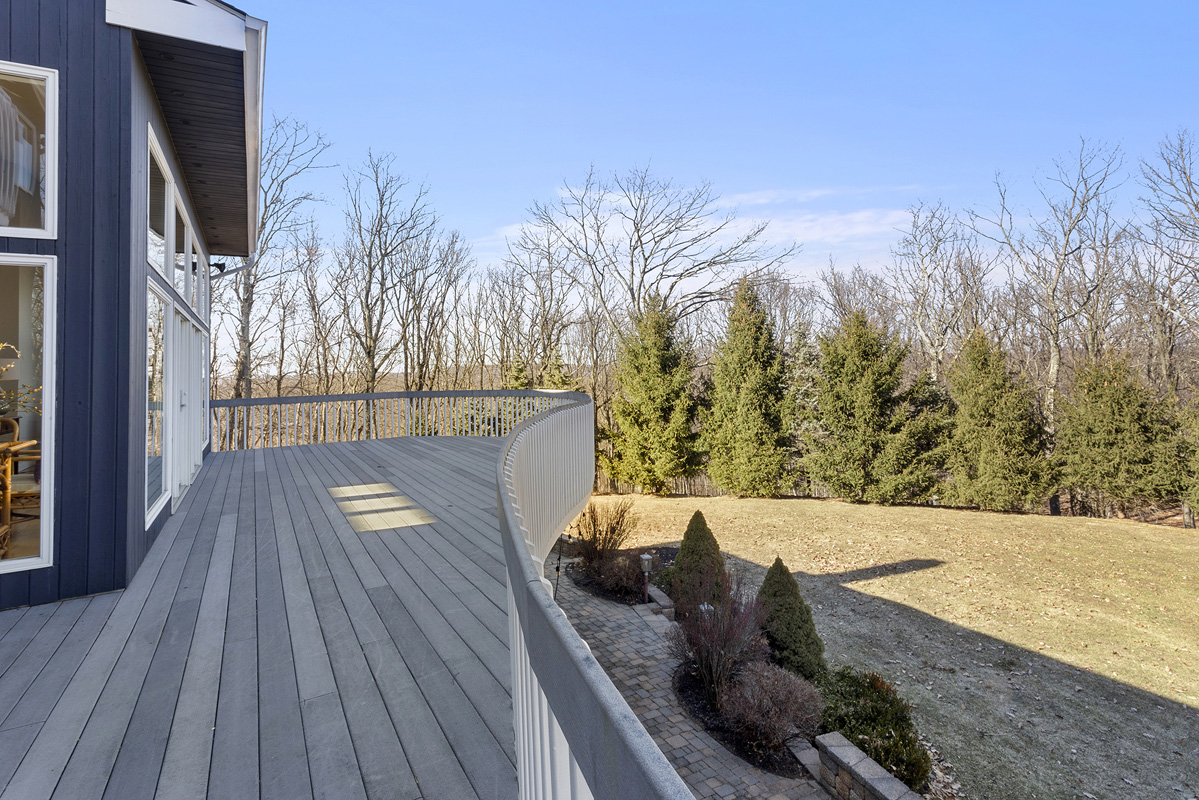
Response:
[146, 286, 166, 514]
[0, 61, 57, 239]
[0, 254, 56, 573]
[189, 248, 199, 310]
[172, 204, 187, 296]
[148, 152, 167, 274]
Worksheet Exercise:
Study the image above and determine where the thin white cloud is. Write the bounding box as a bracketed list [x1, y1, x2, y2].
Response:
[714, 185, 926, 210]
[753, 208, 910, 245]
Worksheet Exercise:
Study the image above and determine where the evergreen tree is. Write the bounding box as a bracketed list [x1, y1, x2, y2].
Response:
[539, 350, 577, 390]
[787, 320, 824, 495]
[502, 356, 530, 390]
[757, 557, 825, 680]
[1058, 359, 1188, 516]
[945, 332, 1054, 511]
[601, 299, 701, 494]
[704, 280, 793, 496]
[671, 510, 730, 612]
[803, 312, 950, 504]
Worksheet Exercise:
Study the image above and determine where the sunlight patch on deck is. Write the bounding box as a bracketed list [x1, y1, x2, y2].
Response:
[328, 482, 437, 531]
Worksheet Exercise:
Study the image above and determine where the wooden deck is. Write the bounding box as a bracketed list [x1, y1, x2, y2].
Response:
[0, 437, 517, 800]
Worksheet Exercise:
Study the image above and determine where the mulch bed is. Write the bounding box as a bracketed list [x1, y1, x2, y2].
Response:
[563, 545, 677, 606]
[673, 662, 806, 780]
[565, 564, 646, 605]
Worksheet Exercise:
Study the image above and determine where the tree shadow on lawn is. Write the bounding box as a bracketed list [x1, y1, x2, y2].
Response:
[718, 553, 1198, 800]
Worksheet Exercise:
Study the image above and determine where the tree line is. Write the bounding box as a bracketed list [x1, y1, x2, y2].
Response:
[212, 124, 1199, 521]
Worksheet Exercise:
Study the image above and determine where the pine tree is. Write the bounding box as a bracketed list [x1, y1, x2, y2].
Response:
[671, 510, 730, 612]
[757, 557, 825, 680]
[704, 280, 793, 496]
[803, 312, 949, 504]
[945, 333, 1054, 511]
[538, 350, 577, 390]
[601, 298, 701, 494]
[502, 356, 530, 390]
[1058, 358, 1187, 516]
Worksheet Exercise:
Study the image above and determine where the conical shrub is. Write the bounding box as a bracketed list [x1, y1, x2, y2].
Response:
[671, 511, 730, 613]
[757, 557, 826, 680]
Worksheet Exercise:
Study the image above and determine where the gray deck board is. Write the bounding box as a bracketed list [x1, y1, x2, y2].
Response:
[0, 437, 517, 800]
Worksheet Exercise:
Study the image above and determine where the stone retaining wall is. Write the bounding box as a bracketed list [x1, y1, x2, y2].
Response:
[814, 732, 923, 800]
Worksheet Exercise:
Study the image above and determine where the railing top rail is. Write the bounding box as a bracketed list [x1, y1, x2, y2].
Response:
[497, 397, 693, 800]
[210, 389, 590, 408]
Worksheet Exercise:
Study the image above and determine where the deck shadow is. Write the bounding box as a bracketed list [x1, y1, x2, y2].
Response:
[719, 553, 1198, 800]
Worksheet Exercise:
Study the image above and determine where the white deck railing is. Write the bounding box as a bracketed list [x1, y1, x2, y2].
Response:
[209, 390, 564, 451]
[498, 393, 694, 800]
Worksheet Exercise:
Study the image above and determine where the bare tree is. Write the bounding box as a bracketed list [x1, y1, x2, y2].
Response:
[974, 141, 1124, 433]
[216, 116, 331, 399]
[526, 166, 796, 330]
[505, 225, 577, 384]
[296, 224, 351, 395]
[1126, 225, 1198, 397]
[333, 153, 435, 394]
[1141, 129, 1199, 272]
[396, 228, 473, 390]
[818, 261, 895, 332]
[886, 202, 994, 380]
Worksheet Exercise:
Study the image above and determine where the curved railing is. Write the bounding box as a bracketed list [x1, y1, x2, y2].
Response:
[498, 392, 693, 800]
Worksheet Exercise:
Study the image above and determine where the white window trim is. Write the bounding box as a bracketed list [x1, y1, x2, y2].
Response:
[145, 280, 171, 527]
[201, 332, 210, 449]
[147, 127, 171, 276]
[0, 61, 59, 241]
[0, 254, 56, 575]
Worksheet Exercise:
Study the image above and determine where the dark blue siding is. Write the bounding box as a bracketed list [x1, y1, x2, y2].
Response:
[0, 0, 133, 607]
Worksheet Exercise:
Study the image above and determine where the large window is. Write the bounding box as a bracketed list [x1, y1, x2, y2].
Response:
[0, 255, 56, 572]
[146, 287, 166, 515]
[172, 204, 187, 296]
[0, 61, 57, 239]
[147, 151, 167, 275]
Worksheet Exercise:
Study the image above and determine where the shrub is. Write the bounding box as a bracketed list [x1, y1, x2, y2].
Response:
[668, 583, 766, 707]
[757, 557, 826, 680]
[652, 564, 677, 592]
[818, 667, 932, 791]
[594, 550, 657, 598]
[575, 499, 636, 569]
[721, 662, 823, 755]
[671, 510, 730, 613]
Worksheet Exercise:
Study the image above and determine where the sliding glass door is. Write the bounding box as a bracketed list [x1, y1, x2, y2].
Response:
[145, 289, 206, 519]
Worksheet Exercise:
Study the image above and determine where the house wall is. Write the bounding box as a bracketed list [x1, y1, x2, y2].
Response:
[126, 40, 212, 580]
[0, 0, 134, 606]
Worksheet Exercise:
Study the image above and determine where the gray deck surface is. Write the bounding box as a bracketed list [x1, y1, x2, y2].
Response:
[0, 437, 516, 800]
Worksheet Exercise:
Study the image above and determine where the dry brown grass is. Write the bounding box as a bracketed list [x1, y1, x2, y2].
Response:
[598, 494, 1199, 800]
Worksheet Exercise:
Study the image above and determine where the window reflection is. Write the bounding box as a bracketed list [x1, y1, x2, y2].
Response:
[146, 290, 165, 509]
[173, 207, 187, 295]
[0, 71, 47, 231]
[148, 156, 166, 273]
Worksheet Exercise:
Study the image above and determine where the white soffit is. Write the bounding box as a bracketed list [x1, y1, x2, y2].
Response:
[106, 0, 249, 51]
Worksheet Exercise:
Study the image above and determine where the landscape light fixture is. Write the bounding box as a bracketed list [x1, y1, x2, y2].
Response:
[640, 552, 652, 603]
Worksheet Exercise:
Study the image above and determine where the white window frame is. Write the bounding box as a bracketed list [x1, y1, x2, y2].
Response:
[201, 332, 210, 449]
[0, 60, 59, 240]
[0, 254, 57, 574]
[147, 128, 171, 276]
[171, 190, 187, 297]
[146, 281, 171, 526]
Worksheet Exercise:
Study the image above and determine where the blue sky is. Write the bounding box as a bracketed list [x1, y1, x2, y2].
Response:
[246, 0, 1199, 275]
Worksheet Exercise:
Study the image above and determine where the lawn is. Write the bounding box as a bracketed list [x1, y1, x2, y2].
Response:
[593, 495, 1199, 800]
